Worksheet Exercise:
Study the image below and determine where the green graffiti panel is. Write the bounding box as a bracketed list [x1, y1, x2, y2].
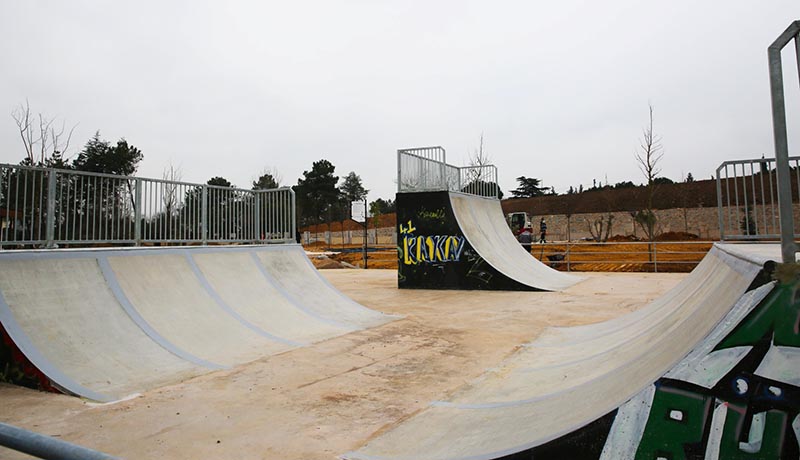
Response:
[719, 406, 792, 459]
[635, 384, 714, 459]
[717, 283, 800, 349]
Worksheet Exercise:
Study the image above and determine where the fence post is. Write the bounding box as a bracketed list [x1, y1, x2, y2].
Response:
[201, 185, 208, 245]
[653, 243, 658, 273]
[768, 21, 800, 263]
[290, 189, 296, 243]
[566, 245, 571, 272]
[254, 192, 261, 243]
[134, 179, 142, 246]
[715, 168, 725, 241]
[45, 170, 57, 248]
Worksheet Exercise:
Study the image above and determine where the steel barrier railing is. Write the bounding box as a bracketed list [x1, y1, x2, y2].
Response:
[0, 163, 295, 248]
[397, 146, 500, 198]
[716, 156, 800, 241]
[528, 240, 713, 273]
[0, 422, 119, 460]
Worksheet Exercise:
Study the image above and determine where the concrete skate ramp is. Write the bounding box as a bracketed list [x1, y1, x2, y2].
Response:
[108, 252, 295, 367]
[449, 193, 581, 291]
[0, 255, 205, 402]
[192, 250, 351, 345]
[347, 243, 771, 460]
[0, 245, 395, 402]
[253, 249, 392, 328]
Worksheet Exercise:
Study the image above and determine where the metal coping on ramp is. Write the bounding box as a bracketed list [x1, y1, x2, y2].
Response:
[345, 243, 781, 460]
[0, 244, 395, 402]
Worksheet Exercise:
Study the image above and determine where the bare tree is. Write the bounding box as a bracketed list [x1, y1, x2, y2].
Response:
[462, 133, 502, 196]
[468, 132, 491, 168]
[586, 214, 614, 242]
[634, 104, 663, 242]
[252, 166, 283, 190]
[11, 100, 77, 165]
[162, 162, 183, 219]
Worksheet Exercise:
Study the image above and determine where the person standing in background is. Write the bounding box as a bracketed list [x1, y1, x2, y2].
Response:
[539, 218, 547, 244]
[518, 227, 532, 253]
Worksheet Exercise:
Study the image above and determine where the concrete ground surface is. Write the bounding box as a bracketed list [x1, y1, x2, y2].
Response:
[0, 269, 684, 460]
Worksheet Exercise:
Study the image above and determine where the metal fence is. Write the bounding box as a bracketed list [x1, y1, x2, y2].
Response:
[528, 240, 713, 273]
[0, 163, 296, 248]
[397, 146, 500, 198]
[716, 156, 800, 240]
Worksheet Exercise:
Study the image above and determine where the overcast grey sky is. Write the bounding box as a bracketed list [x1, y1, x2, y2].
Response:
[2, 1, 799, 201]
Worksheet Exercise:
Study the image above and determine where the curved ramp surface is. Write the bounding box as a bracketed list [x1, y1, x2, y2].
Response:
[450, 193, 581, 292]
[346, 243, 778, 460]
[191, 251, 351, 345]
[0, 245, 395, 402]
[253, 248, 393, 328]
[0, 256, 204, 402]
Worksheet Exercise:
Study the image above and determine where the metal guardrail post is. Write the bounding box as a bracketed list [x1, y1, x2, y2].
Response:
[254, 192, 261, 242]
[566, 245, 571, 272]
[0, 422, 119, 460]
[715, 168, 725, 240]
[653, 244, 658, 273]
[396, 149, 401, 193]
[134, 178, 142, 246]
[201, 185, 208, 245]
[768, 20, 800, 264]
[495, 166, 500, 199]
[45, 170, 57, 248]
[290, 189, 296, 243]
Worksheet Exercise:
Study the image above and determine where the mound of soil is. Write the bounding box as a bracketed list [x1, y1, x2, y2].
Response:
[606, 234, 640, 242]
[301, 214, 397, 233]
[656, 231, 699, 241]
[308, 255, 346, 269]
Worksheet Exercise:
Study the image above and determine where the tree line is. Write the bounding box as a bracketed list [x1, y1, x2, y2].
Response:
[4, 103, 399, 242]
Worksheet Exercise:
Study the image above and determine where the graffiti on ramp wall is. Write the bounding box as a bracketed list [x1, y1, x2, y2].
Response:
[501, 269, 800, 460]
[396, 191, 537, 291]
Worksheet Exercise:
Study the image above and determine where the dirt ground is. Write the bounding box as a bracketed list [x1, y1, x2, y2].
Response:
[0, 270, 684, 460]
[308, 241, 714, 272]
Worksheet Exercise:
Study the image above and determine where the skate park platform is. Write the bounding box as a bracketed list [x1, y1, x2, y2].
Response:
[1, 242, 797, 459]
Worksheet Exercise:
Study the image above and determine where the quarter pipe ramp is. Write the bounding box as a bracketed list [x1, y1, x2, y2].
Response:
[348, 243, 800, 459]
[397, 191, 581, 291]
[0, 245, 396, 402]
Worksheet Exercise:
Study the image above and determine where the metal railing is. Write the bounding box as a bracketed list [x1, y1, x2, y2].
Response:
[396, 146, 500, 198]
[0, 163, 296, 248]
[767, 20, 800, 263]
[716, 156, 800, 241]
[0, 422, 119, 460]
[530, 240, 713, 273]
[459, 165, 500, 198]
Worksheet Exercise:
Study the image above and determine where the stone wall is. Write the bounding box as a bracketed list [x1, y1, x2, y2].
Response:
[532, 207, 720, 241]
[306, 203, 799, 245]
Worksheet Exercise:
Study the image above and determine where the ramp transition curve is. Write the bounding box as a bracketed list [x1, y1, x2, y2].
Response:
[0, 245, 396, 402]
[348, 243, 800, 459]
[397, 191, 581, 291]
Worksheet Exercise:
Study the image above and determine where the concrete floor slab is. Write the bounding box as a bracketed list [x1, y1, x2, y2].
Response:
[0, 268, 684, 459]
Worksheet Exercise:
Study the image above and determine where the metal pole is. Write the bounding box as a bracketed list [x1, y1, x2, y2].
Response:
[45, 170, 57, 248]
[254, 192, 260, 242]
[396, 150, 401, 193]
[201, 185, 208, 246]
[0, 422, 119, 460]
[290, 189, 296, 243]
[715, 168, 725, 240]
[134, 179, 142, 246]
[653, 243, 658, 273]
[768, 20, 800, 263]
[363, 198, 368, 269]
